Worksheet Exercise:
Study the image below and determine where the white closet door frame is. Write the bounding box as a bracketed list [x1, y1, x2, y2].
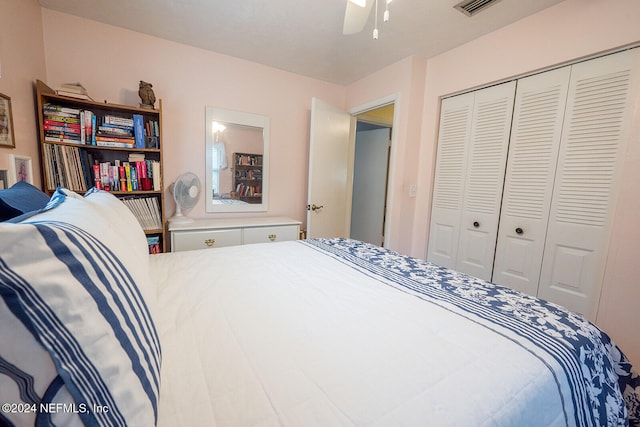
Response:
[427, 92, 474, 268]
[455, 81, 516, 280]
[538, 49, 640, 320]
[492, 66, 571, 295]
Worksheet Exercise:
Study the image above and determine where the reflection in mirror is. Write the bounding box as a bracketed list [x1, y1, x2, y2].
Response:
[205, 107, 270, 213]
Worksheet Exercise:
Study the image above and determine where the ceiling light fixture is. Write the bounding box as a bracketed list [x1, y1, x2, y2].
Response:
[373, 0, 392, 40]
[373, 0, 379, 39]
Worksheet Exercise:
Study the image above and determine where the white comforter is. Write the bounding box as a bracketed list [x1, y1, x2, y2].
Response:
[151, 239, 636, 427]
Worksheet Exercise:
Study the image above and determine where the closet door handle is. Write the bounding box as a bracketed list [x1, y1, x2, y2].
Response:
[473, 221, 480, 228]
[515, 227, 523, 235]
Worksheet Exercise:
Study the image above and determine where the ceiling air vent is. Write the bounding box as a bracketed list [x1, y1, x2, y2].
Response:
[454, 0, 502, 16]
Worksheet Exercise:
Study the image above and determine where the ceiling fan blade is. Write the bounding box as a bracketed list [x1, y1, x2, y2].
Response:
[343, 0, 374, 35]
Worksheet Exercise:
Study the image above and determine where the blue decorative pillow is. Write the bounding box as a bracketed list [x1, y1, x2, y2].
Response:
[0, 188, 160, 426]
[0, 181, 50, 221]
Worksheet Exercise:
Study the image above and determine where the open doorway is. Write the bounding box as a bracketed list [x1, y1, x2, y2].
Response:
[306, 97, 396, 243]
[350, 104, 394, 246]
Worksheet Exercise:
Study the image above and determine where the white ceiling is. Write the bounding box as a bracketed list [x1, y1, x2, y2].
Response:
[38, 0, 565, 85]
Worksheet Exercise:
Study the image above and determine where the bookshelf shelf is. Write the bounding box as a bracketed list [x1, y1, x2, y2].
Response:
[232, 152, 263, 203]
[34, 80, 166, 253]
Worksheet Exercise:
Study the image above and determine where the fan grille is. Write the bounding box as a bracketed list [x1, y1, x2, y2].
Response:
[173, 172, 201, 209]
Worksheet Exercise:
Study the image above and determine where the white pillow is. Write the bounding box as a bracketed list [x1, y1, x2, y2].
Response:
[0, 188, 160, 426]
[23, 188, 156, 311]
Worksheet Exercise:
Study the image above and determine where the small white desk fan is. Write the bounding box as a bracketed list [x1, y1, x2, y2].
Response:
[169, 172, 201, 223]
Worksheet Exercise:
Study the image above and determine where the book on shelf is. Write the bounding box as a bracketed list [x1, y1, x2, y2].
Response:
[146, 236, 161, 254]
[56, 82, 95, 101]
[58, 82, 88, 94]
[121, 196, 162, 231]
[133, 114, 145, 148]
[129, 153, 146, 162]
[95, 137, 135, 148]
[104, 115, 134, 128]
[56, 91, 94, 101]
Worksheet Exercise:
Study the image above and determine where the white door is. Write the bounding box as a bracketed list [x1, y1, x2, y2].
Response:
[455, 81, 516, 280]
[307, 98, 354, 238]
[538, 49, 640, 320]
[492, 66, 571, 296]
[427, 92, 474, 269]
[350, 128, 390, 246]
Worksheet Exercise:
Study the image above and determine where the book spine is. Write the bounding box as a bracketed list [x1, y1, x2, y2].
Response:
[130, 166, 138, 191]
[44, 115, 80, 124]
[125, 165, 132, 192]
[43, 103, 81, 115]
[44, 136, 82, 144]
[80, 111, 86, 144]
[133, 114, 145, 148]
[93, 162, 101, 190]
[103, 115, 134, 127]
[95, 140, 135, 148]
[91, 115, 97, 145]
[119, 166, 127, 191]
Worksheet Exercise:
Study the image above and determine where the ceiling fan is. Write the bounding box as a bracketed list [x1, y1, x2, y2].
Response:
[343, 0, 392, 39]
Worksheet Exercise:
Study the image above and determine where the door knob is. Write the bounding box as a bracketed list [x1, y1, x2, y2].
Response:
[473, 221, 480, 228]
[515, 227, 523, 235]
[307, 204, 324, 212]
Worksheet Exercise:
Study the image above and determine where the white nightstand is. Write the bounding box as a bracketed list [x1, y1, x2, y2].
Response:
[169, 216, 301, 252]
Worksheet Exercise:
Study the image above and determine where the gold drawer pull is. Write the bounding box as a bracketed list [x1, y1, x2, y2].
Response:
[268, 234, 277, 241]
[204, 238, 216, 247]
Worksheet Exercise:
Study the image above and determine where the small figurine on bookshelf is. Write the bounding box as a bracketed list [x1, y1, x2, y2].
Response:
[138, 80, 156, 109]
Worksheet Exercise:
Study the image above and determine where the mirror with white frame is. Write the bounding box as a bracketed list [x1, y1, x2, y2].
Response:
[205, 107, 270, 213]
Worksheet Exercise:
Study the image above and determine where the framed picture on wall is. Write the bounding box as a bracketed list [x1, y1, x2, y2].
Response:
[0, 92, 16, 148]
[0, 170, 8, 189]
[8, 154, 33, 186]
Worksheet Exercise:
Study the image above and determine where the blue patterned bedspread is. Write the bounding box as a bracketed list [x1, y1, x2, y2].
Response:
[305, 238, 640, 427]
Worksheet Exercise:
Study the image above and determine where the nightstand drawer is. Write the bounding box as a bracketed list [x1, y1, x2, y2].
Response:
[243, 225, 299, 244]
[172, 229, 242, 252]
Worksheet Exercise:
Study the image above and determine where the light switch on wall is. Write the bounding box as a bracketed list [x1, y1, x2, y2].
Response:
[409, 184, 417, 198]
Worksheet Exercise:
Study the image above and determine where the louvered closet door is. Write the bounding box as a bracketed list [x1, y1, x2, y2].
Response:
[455, 81, 516, 280]
[538, 49, 640, 320]
[427, 92, 474, 268]
[492, 67, 571, 295]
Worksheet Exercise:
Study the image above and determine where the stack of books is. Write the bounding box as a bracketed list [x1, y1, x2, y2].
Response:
[43, 104, 82, 144]
[96, 115, 136, 148]
[56, 82, 94, 101]
[43, 103, 97, 145]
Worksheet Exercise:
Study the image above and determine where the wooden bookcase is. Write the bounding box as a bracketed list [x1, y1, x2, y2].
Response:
[34, 80, 166, 253]
[232, 152, 263, 203]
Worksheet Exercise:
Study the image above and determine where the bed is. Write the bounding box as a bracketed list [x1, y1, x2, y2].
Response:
[1, 186, 639, 427]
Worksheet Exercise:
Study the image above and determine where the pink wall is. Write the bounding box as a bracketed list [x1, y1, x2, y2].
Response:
[40, 9, 345, 225]
[411, 0, 640, 365]
[0, 0, 47, 179]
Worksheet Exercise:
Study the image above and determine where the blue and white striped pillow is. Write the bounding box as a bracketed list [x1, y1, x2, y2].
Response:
[0, 189, 160, 426]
